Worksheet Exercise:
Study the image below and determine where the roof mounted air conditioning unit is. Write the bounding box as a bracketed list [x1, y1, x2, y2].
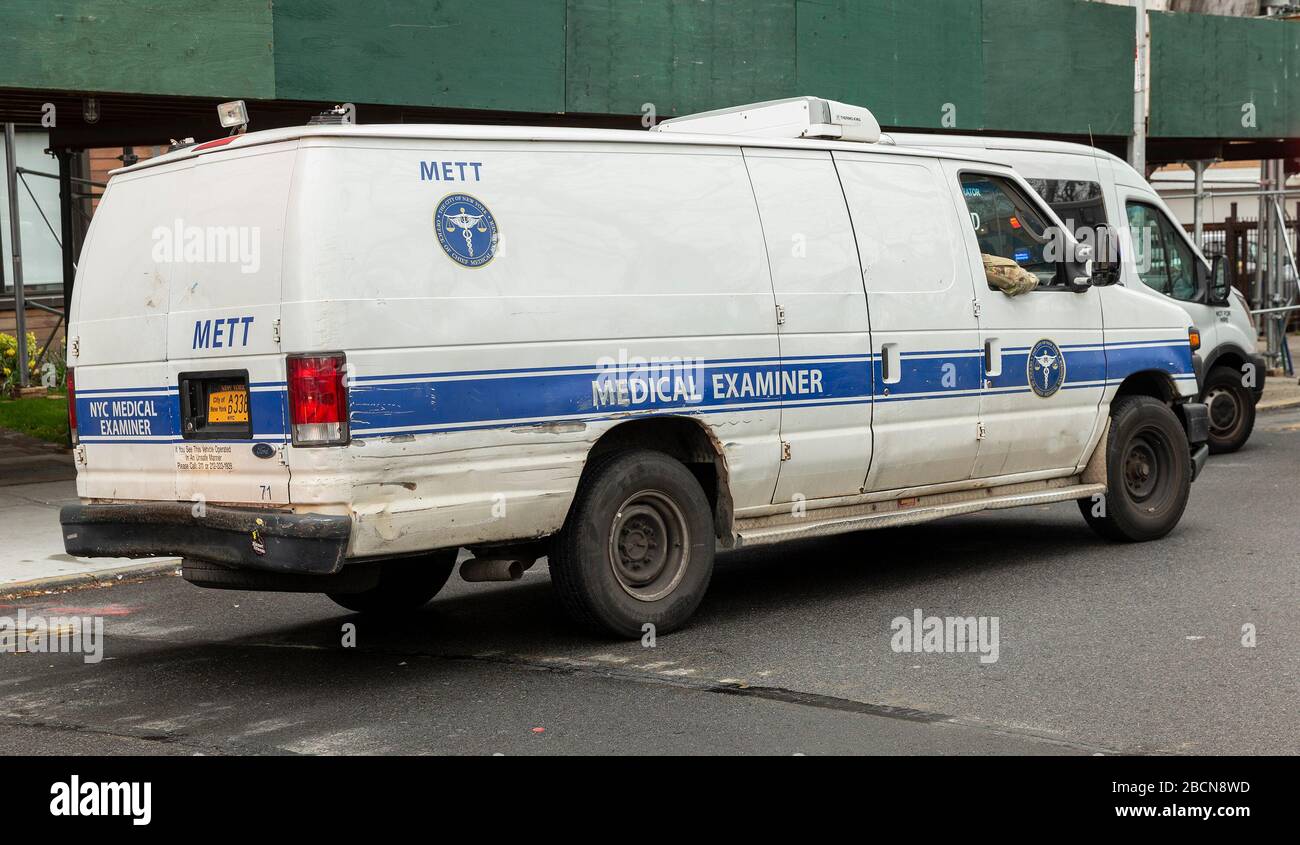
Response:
[652, 96, 881, 143]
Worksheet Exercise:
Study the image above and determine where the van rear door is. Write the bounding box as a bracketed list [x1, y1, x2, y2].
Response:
[71, 161, 189, 502]
[166, 145, 295, 506]
[71, 142, 295, 506]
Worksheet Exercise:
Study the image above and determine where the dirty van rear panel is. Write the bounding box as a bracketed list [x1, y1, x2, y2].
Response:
[69, 142, 297, 507]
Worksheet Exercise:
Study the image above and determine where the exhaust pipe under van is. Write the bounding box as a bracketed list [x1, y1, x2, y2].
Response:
[459, 556, 535, 582]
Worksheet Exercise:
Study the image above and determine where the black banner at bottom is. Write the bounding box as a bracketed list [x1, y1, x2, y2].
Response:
[6, 754, 1284, 832]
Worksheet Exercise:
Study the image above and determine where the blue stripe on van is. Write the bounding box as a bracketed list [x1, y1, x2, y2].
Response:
[74, 341, 1192, 441]
[348, 358, 874, 434]
[1105, 341, 1195, 382]
[75, 390, 287, 443]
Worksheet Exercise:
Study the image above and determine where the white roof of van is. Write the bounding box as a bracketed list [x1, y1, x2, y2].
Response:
[115, 122, 1022, 176]
[886, 132, 1156, 189]
[886, 131, 1121, 160]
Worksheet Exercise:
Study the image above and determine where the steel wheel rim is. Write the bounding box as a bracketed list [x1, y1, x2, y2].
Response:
[1205, 386, 1242, 437]
[608, 490, 689, 602]
[1122, 426, 1173, 504]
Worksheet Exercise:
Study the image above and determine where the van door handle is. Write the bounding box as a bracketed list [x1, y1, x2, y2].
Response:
[881, 343, 901, 385]
[984, 338, 1002, 378]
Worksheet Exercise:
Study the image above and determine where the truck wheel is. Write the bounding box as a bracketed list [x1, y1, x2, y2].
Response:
[327, 550, 458, 613]
[1201, 365, 1256, 454]
[1078, 395, 1191, 542]
[550, 449, 715, 638]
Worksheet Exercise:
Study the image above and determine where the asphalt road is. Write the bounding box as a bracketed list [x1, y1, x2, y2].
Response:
[3, 410, 1298, 755]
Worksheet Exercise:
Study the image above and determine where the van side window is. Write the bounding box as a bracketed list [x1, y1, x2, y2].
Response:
[1125, 201, 1198, 302]
[958, 173, 1057, 288]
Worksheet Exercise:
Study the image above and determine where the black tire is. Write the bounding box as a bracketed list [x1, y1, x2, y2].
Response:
[1078, 395, 1191, 542]
[550, 449, 715, 638]
[327, 549, 458, 614]
[1200, 365, 1257, 454]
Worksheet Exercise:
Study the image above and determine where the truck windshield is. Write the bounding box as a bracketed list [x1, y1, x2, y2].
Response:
[1026, 178, 1107, 237]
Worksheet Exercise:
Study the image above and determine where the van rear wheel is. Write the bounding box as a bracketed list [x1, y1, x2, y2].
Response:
[326, 550, 458, 614]
[1201, 365, 1256, 454]
[550, 449, 715, 638]
[1078, 395, 1191, 542]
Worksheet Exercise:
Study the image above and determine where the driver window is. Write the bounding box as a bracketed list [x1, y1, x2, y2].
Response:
[1125, 201, 1199, 302]
[959, 173, 1057, 289]
[1160, 215, 1197, 301]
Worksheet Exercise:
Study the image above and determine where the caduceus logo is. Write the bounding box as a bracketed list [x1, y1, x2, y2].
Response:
[434, 193, 498, 268]
[1027, 338, 1065, 398]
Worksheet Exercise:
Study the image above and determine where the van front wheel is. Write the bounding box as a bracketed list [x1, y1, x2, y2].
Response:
[326, 550, 458, 614]
[1078, 395, 1191, 542]
[550, 449, 715, 638]
[1201, 365, 1256, 454]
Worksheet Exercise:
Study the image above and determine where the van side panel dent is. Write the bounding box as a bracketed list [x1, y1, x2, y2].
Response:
[343, 431, 593, 555]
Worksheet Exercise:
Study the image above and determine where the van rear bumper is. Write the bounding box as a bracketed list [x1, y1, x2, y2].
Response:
[60, 503, 352, 575]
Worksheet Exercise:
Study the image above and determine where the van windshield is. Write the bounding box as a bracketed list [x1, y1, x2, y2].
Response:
[1026, 178, 1107, 238]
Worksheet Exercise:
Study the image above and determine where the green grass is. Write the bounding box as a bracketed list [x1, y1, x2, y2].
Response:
[0, 394, 69, 444]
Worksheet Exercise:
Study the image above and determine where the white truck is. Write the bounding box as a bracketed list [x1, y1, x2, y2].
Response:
[61, 98, 1209, 637]
[888, 132, 1264, 453]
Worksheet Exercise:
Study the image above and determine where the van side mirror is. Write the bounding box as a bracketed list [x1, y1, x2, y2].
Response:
[1086, 222, 1120, 287]
[1090, 256, 1122, 287]
[1205, 253, 1231, 306]
[1084, 230, 1120, 286]
[1061, 243, 1092, 292]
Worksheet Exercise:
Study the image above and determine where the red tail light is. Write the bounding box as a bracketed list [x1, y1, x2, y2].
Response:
[66, 368, 78, 445]
[287, 354, 349, 446]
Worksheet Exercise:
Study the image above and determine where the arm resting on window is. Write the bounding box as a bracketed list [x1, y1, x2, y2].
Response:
[982, 254, 1039, 296]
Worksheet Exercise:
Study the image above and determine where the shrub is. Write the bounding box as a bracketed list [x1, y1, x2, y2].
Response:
[0, 332, 66, 395]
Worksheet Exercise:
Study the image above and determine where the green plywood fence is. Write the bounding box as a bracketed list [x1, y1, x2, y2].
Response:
[569, 0, 1132, 132]
[0, 0, 275, 99]
[795, 0, 985, 130]
[1149, 10, 1300, 138]
[566, 0, 798, 117]
[272, 0, 566, 112]
[1, 0, 1296, 139]
[981, 0, 1134, 136]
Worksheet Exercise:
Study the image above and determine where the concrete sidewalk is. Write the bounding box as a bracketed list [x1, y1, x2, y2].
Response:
[1257, 335, 1300, 412]
[0, 429, 177, 595]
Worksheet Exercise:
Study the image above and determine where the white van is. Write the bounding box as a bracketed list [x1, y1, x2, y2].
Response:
[61, 98, 1209, 637]
[888, 132, 1264, 453]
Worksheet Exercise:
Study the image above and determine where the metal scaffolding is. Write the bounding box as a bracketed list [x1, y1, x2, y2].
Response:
[3, 123, 29, 388]
[1, 127, 98, 392]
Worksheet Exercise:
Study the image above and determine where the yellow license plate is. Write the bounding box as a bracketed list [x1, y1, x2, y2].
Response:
[207, 388, 249, 424]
